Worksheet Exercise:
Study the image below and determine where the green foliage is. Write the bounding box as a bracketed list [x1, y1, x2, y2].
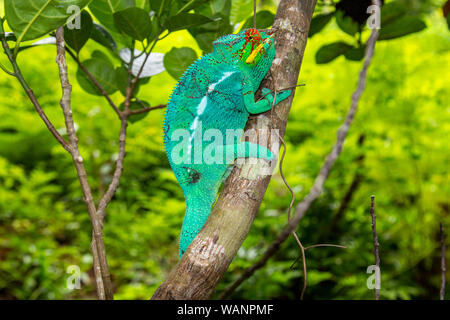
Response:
[64, 11, 93, 53]
[315, 41, 353, 64]
[163, 47, 198, 80]
[5, 0, 91, 41]
[113, 7, 152, 41]
[76, 58, 117, 95]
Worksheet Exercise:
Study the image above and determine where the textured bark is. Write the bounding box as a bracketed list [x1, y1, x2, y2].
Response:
[151, 0, 317, 300]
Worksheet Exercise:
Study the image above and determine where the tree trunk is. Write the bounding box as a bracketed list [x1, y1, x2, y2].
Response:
[152, 0, 317, 300]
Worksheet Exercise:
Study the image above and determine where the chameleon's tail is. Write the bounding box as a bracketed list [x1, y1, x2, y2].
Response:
[179, 195, 216, 258]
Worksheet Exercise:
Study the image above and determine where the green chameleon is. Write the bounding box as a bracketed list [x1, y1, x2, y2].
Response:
[163, 28, 291, 257]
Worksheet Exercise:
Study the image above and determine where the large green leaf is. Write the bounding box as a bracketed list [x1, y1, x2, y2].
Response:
[76, 58, 117, 95]
[163, 47, 197, 80]
[309, 12, 334, 38]
[241, 10, 275, 30]
[335, 10, 360, 36]
[167, 13, 213, 32]
[188, 0, 232, 52]
[91, 23, 117, 51]
[4, 0, 92, 41]
[344, 45, 365, 61]
[89, 0, 135, 32]
[315, 41, 353, 64]
[230, 0, 253, 24]
[64, 10, 93, 53]
[113, 7, 152, 41]
[378, 17, 426, 41]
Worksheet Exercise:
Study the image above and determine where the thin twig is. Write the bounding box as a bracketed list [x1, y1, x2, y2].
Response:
[440, 222, 446, 300]
[127, 104, 167, 115]
[65, 47, 121, 117]
[0, 22, 72, 153]
[219, 10, 380, 299]
[370, 195, 380, 300]
[55, 27, 113, 300]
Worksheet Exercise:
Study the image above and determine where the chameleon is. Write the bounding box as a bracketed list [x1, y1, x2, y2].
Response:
[163, 28, 291, 258]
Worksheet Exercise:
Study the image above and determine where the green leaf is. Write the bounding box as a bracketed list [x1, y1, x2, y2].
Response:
[344, 45, 365, 61]
[167, 13, 213, 32]
[113, 7, 152, 41]
[91, 23, 117, 51]
[135, 0, 150, 11]
[163, 47, 197, 80]
[315, 41, 352, 64]
[241, 11, 275, 30]
[230, 0, 253, 24]
[378, 17, 426, 41]
[188, 0, 232, 52]
[309, 12, 334, 38]
[380, 1, 407, 26]
[91, 50, 112, 64]
[76, 58, 117, 95]
[119, 100, 150, 123]
[447, 15, 450, 30]
[64, 10, 93, 53]
[89, 0, 135, 32]
[4, 0, 92, 42]
[335, 10, 360, 36]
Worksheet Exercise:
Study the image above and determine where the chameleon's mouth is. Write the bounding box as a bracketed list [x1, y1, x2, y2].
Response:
[245, 34, 274, 64]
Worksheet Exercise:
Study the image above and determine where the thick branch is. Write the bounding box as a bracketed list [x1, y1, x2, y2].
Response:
[151, 0, 317, 300]
[55, 28, 113, 300]
[220, 4, 381, 298]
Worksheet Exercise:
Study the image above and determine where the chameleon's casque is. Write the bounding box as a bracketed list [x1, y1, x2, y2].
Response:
[163, 28, 291, 257]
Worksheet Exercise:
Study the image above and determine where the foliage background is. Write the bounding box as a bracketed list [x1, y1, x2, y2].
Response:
[0, 0, 449, 299]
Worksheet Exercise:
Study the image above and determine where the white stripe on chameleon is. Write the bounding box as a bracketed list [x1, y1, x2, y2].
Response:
[187, 71, 236, 158]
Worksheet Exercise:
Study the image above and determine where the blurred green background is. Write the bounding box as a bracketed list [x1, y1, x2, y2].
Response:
[0, 0, 449, 299]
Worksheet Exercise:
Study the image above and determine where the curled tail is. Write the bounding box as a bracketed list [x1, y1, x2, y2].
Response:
[179, 195, 216, 258]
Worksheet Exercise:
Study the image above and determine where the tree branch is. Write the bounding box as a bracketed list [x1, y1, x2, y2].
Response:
[55, 27, 113, 300]
[370, 195, 380, 300]
[65, 47, 121, 117]
[220, 2, 381, 298]
[151, 0, 318, 300]
[0, 22, 72, 153]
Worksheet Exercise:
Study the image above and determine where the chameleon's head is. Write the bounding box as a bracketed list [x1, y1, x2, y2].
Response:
[213, 28, 276, 84]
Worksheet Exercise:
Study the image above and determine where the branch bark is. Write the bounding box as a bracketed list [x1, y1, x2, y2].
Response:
[220, 1, 381, 298]
[151, 0, 317, 300]
[55, 28, 114, 300]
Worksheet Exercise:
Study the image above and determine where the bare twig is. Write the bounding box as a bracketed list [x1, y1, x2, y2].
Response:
[55, 28, 114, 300]
[220, 8, 380, 299]
[370, 195, 380, 300]
[65, 47, 121, 117]
[0, 22, 72, 153]
[440, 222, 446, 300]
[127, 104, 167, 115]
[96, 118, 128, 220]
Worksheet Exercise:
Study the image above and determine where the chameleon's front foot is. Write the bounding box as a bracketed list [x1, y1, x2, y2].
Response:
[246, 88, 291, 114]
[260, 88, 291, 107]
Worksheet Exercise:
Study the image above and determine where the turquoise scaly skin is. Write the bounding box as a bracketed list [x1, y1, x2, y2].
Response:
[163, 29, 291, 258]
